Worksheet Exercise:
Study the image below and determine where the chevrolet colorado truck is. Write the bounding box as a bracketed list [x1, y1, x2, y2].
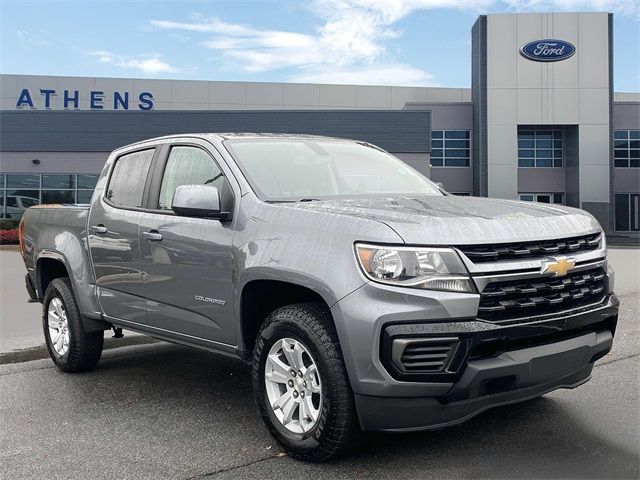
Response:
[20, 133, 619, 461]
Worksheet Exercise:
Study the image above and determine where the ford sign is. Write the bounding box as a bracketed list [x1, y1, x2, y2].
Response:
[520, 39, 576, 62]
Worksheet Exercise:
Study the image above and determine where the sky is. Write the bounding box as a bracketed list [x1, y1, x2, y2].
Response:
[1, 0, 639, 91]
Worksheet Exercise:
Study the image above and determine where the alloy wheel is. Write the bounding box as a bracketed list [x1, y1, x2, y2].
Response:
[48, 297, 70, 356]
[264, 338, 322, 434]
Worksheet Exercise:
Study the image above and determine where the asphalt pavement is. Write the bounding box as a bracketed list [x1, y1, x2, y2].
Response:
[0, 248, 638, 479]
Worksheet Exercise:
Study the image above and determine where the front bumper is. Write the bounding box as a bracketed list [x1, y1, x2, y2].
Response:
[331, 282, 619, 431]
[356, 328, 612, 431]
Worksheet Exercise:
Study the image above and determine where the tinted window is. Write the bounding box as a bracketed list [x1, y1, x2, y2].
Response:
[42, 175, 75, 189]
[106, 149, 155, 207]
[77, 174, 100, 189]
[6, 174, 39, 188]
[77, 190, 94, 204]
[158, 146, 223, 210]
[518, 127, 563, 167]
[42, 190, 75, 204]
[613, 130, 640, 168]
[615, 194, 630, 231]
[430, 130, 471, 167]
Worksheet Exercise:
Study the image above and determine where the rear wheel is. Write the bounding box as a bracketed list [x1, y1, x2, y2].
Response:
[43, 277, 103, 372]
[252, 302, 359, 462]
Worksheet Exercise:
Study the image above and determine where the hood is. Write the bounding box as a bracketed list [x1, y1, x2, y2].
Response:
[282, 195, 601, 245]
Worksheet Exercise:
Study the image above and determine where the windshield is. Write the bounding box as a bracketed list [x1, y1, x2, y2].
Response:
[224, 138, 442, 201]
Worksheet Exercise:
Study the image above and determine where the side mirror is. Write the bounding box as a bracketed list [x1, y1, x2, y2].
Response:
[171, 185, 229, 219]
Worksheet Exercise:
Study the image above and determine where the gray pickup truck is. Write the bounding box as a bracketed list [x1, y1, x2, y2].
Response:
[20, 133, 619, 461]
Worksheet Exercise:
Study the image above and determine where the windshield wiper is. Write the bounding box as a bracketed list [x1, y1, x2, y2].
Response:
[299, 198, 320, 202]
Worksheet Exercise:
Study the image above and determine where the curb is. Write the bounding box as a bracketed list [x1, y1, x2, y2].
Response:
[0, 334, 160, 365]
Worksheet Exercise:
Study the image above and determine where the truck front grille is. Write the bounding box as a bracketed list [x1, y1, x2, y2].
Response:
[478, 267, 607, 324]
[458, 233, 601, 263]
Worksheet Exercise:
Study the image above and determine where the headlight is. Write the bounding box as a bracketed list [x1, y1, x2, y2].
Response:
[355, 243, 475, 293]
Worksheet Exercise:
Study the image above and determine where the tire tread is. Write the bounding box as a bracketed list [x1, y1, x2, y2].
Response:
[43, 277, 103, 373]
[252, 302, 359, 462]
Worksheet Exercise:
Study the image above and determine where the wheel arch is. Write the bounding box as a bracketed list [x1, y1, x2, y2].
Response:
[36, 251, 107, 333]
[238, 278, 336, 358]
[36, 255, 69, 301]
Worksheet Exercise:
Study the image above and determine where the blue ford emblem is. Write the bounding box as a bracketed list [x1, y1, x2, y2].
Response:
[520, 39, 576, 62]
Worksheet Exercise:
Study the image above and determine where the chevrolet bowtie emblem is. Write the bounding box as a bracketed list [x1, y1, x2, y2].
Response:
[541, 257, 576, 277]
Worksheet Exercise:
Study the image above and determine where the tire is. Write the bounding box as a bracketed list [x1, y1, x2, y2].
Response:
[42, 277, 104, 372]
[252, 302, 359, 462]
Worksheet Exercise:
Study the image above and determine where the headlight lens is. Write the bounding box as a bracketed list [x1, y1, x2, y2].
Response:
[355, 244, 475, 293]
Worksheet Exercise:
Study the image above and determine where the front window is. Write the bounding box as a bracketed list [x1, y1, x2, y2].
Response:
[519, 193, 564, 204]
[224, 139, 442, 201]
[158, 146, 225, 210]
[614, 130, 640, 168]
[518, 127, 563, 168]
[430, 130, 470, 167]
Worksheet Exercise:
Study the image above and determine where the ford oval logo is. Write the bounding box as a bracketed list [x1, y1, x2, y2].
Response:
[520, 39, 576, 62]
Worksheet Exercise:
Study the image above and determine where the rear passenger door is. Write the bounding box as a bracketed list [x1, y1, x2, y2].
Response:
[138, 142, 237, 347]
[88, 147, 156, 324]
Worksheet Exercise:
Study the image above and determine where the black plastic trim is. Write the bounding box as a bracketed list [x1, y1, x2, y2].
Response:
[380, 294, 619, 383]
[24, 273, 37, 302]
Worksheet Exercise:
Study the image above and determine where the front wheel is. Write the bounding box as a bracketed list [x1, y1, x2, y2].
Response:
[43, 277, 104, 372]
[252, 303, 359, 462]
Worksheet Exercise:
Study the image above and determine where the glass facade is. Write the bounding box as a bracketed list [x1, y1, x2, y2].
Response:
[519, 193, 564, 204]
[0, 173, 99, 220]
[518, 127, 563, 168]
[615, 193, 640, 232]
[614, 130, 640, 168]
[430, 130, 471, 167]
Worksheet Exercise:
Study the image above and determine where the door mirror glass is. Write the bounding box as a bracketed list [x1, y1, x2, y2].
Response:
[171, 185, 226, 219]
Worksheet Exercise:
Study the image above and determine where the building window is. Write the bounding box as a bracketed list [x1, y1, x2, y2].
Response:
[614, 130, 640, 168]
[430, 130, 470, 167]
[518, 127, 563, 168]
[615, 193, 639, 232]
[0, 173, 100, 221]
[519, 193, 564, 204]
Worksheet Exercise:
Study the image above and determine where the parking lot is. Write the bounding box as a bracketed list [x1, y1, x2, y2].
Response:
[1, 248, 638, 479]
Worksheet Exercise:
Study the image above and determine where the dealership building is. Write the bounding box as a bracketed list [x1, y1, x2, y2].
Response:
[0, 11, 638, 233]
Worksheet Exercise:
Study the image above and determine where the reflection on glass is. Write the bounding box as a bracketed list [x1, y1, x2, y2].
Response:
[77, 174, 100, 189]
[7, 175, 39, 189]
[517, 127, 563, 168]
[77, 190, 94, 203]
[430, 130, 471, 167]
[42, 190, 75, 204]
[42, 175, 75, 189]
[5, 189, 40, 220]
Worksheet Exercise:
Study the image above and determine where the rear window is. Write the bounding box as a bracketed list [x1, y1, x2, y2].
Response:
[106, 149, 155, 208]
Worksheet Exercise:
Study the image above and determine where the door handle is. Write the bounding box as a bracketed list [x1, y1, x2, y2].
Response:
[143, 230, 163, 242]
[90, 225, 108, 235]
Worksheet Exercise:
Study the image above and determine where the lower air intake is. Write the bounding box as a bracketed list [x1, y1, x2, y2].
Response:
[391, 337, 459, 374]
